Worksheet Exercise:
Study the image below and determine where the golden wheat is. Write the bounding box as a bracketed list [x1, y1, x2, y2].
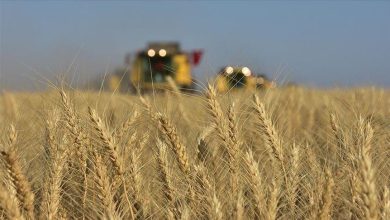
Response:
[0, 87, 389, 220]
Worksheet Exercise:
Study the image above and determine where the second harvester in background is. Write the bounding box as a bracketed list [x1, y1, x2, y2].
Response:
[215, 66, 275, 93]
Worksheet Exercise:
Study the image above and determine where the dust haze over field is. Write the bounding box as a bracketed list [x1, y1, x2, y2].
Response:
[0, 1, 390, 220]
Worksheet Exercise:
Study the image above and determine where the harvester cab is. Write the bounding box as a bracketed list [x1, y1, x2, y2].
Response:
[129, 42, 202, 92]
[215, 66, 275, 93]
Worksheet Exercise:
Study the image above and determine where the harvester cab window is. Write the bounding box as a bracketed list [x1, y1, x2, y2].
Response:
[227, 72, 247, 88]
[142, 55, 175, 83]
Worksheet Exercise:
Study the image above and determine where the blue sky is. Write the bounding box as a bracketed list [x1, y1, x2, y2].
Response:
[1, 1, 390, 90]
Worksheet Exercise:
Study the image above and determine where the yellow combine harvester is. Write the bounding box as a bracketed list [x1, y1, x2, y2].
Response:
[215, 66, 275, 93]
[108, 42, 202, 92]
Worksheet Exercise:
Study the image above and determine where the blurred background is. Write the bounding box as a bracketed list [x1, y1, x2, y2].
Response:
[1, 1, 390, 91]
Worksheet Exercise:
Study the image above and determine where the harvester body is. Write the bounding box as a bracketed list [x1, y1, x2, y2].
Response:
[130, 42, 194, 91]
[106, 42, 199, 92]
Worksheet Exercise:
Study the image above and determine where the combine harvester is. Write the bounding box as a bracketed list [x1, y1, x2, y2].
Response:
[107, 42, 203, 93]
[215, 66, 275, 93]
[105, 42, 274, 94]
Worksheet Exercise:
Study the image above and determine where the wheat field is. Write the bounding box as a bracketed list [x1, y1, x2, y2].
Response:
[0, 85, 389, 220]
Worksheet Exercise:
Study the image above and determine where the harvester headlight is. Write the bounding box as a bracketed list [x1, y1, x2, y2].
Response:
[225, 66, 234, 75]
[242, 67, 251, 76]
[159, 49, 167, 57]
[147, 49, 156, 57]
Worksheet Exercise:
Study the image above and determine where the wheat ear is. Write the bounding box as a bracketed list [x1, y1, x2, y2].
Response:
[318, 169, 334, 220]
[329, 113, 343, 146]
[0, 183, 24, 220]
[194, 164, 222, 220]
[59, 90, 86, 150]
[252, 94, 290, 189]
[286, 142, 300, 216]
[211, 193, 223, 220]
[329, 113, 348, 161]
[93, 152, 120, 219]
[127, 148, 145, 218]
[39, 137, 68, 220]
[266, 179, 280, 220]
[113, 110, 139, 141]
[88, 106, 124, 176]
[252, 94, 284, 164]
[244, 149, 266, 219]
[140, 96, 191, 175]
[196, 125, 214, 163]
[157, 139, 183, 219]
[156, 139, 175, 203]
[166, 75, 191, 125]
[235, 190, 244, 220]
[382, 187, 390, 220]
[205, 84, 229, 143]
[357, 119, 379, 220]
[206, 85, 240, 200]
[1, 125, 35, 219]
[88, 106, 136, 219]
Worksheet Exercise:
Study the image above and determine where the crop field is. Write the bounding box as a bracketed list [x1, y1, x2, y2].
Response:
[0, 85, 389, 220]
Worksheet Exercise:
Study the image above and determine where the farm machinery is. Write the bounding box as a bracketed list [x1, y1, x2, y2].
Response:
[104, 42, 274, 93]
[106, 42, 203, 92]
[215, 66, 275, 93]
